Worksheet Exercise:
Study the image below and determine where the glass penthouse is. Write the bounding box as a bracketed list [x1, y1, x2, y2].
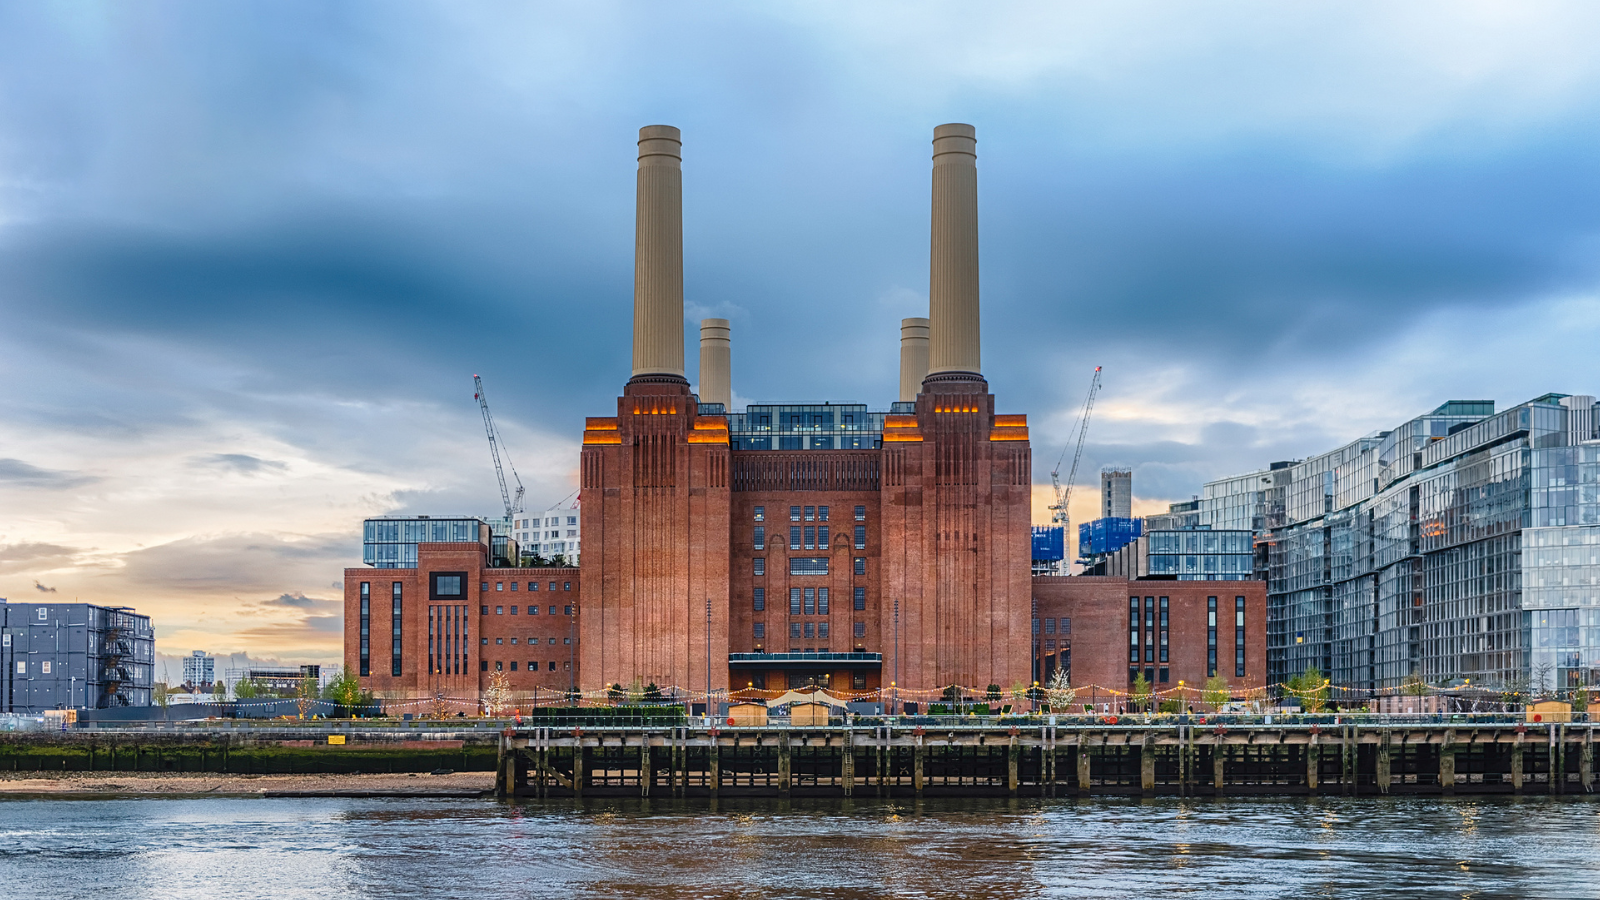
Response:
[1198, 394, 1600, 692]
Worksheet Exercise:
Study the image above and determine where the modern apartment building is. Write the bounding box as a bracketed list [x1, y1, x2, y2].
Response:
[0, 601, 154, 712]
[1200, 395, 1600, 692]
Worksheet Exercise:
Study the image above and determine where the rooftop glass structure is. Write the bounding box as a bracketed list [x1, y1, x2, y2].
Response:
[725, 403, 886, 451]
[363, 517, 493, 569]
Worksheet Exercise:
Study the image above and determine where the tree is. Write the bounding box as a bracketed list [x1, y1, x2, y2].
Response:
[1130, 672, 1152, 713]
[483, 670, 513, 717]
[1045, 669, 1075, 711]
[211, 678, 228, 703]
[986, 683, 1003, 704]
[607, 683, 624, 705]
[1292, 665, 1329, 713]
[1533, 662, 1555, 698]
[1572, 687, 1590, 714]
[644, 682, 662, 703]
[323, 666, 367, 716]
[296, 673, 318, 719]
[942, 685, 962, 705]
[235, 677, 259, 700]
[153, 682, 171, 709]
[1202, 676, 1231, 711]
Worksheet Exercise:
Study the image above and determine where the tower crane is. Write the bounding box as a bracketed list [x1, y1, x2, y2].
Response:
[473, 374, 524, 522]
[1049, 366, 1102, 566]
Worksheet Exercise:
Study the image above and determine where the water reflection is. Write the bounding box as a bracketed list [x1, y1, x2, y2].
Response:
[0, 796, 1593, 899]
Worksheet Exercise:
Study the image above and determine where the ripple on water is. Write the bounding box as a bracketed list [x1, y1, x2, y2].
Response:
[0, 796, 1594, 899]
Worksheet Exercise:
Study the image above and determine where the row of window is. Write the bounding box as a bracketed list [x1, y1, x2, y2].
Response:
[517, 516, 577, 528]
[1030, 617, 1072, 635]
[752, 505, 868, 522]
[750, 586, 870, 613]
[487, 581, 572, 592]
[359, 581, 407, 677]
[751, 622, 869, 639]
[486, 636, 570, 645]
[485, 660, 571, 672]
[752, 557, 867, 577]
[486, 605, 572, 616]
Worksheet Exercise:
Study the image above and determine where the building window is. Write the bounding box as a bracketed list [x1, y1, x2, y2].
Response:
[818, 525, 829, 550]
[530, 605, 540, 615]
[818, 588, 829, 615]
[789, 526, 802, 550]
[790, 506, 801, 521]
[854, 557, 865, 576]
[1061, 617, 1071, 634]
[564, 605, 572, 616]
[1145, 597, 1155, 663]
[481, 660, 489, 672]
[754, 558, 765, 576]
[818, 622, 829, 639]
[804, 588, 816, 615]
[496, 582, 504, 591]
[804, 526, 816, 549]
[753, 588, 765, 611]
[496, 606, 503, 615]
[804, 505, 815, 521]
[804, 622, 816, 639]
[753, 526, 765, 550]
[510, 661, 518, 671]
[1033, 618, 1041, 635]
[854, 525, 866, 549]
[790, 588, 802, 615]
[1207, 596, 1218, 678]
[1044, 617, 1055, 634]
[432, 572, 465, 599]
[549, 606, 557, 615]
[391, 582, 403, 677]
[359, 582, 370, 676]
[510, 606, 518, 615]
[853, 621, 866, 638]
[1235, 596, 1246, 678]
[1159, 667, 1169, 683]
[790, 622, 803, 639]
[854, 587, 866, 610]
[819, 506, 829, 521]
[1129, 596, 1139, 664]
[1159, 596, 1168, 664]
[754, 506, 765, 521]
[789, 558, 829, 576]
[754, 623, 765, 639]
[854, 505, 866, 521]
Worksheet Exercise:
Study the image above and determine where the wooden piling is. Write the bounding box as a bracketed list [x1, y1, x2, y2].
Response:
[912, 734, 925, 795]
[1439, 729, 1456, 796]
[1077, 746, 1091, 797]
[1306, 730, 1319, 794]
[778, 732, 791, 796]
[1511, 733, 1524, 793]
[1376, 730, 1391, 795]
[1009, 734, 1021, 796]
[1581, 728, 1593, 794]
[843, 728, 855, 797]
[1139, 734, 1155, 796]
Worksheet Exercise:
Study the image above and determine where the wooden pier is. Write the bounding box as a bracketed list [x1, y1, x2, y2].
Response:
[496, 721, 1600, 799]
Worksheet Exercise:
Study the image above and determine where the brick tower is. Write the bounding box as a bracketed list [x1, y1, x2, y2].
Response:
[579, 126, 731, 696]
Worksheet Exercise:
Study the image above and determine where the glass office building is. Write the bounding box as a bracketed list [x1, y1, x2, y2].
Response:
[362, 517, 494, 568]
[1201, 394, 1600, 691]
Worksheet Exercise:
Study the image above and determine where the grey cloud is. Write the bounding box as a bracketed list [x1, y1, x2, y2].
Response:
[264, 591, 337, 610]
[0, 458, 98, 489]
[199, 453, 288, 475]
[116, 532, 357, 595]
[34, 581, 56, 593]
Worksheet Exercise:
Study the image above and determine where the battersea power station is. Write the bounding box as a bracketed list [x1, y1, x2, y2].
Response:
[344, 124, 1267, 706]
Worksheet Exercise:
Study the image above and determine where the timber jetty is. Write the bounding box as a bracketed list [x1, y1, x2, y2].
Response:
[496, 718, 1600, 799]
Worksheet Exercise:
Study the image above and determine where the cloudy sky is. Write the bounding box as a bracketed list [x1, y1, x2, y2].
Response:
[2, 2, 1599, 667]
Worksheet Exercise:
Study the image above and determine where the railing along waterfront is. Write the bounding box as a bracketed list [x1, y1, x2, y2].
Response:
[494, 718, 1600, 800]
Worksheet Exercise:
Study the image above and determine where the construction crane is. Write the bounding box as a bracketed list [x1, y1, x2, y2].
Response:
[473, 374, 524, 522]
[1049, 366, 1103, 547]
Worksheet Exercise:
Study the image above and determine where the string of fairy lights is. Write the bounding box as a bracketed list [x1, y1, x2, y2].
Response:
[169, 677, 1572, 712]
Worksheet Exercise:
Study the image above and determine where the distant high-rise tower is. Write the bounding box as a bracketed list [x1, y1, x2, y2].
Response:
[1101, 467, 1132, 519]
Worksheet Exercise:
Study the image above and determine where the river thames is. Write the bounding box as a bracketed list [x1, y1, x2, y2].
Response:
[1, 796, 1596, 898]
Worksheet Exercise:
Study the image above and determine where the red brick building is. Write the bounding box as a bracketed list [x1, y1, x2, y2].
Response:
[341, 123, 1270, 706]
[1031, 576, 1267, 709]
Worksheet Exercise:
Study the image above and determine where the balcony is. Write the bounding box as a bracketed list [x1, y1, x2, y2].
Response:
[728, 652, 882, 670]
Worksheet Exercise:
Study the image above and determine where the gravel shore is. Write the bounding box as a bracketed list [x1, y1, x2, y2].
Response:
[0, 770, 495, 797]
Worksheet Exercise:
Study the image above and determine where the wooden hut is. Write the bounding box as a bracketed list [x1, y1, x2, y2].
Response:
[1526, 700, 1573, 723]
[727, 701, 768, 726]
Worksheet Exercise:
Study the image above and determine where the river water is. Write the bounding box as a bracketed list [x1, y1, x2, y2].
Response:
[1, 796, 1596, 898]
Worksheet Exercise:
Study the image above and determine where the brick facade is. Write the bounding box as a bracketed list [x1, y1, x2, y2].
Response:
[1030, 576, 1267, 709]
